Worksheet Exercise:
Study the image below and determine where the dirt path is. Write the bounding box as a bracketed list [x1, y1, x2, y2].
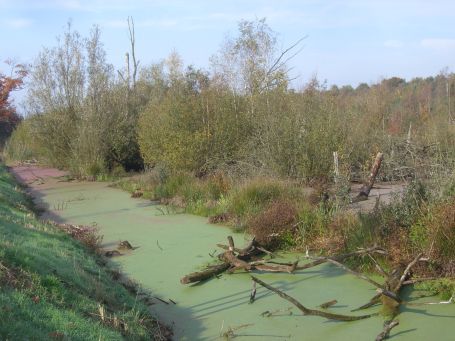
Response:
[9, 164, 68, 185]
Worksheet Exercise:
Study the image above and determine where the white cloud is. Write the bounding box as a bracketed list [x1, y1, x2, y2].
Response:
[4, 18, 33, 29]
[384, 40, 403, 48]
[421, 38, 455, 50]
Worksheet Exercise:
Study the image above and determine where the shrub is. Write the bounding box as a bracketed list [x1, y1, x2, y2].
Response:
[411, 201, 455, 275]
[248, 200, 297, 248]
[3, 120, 38, 162]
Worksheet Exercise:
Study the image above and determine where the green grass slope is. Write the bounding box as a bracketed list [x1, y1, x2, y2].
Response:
[0, 163, 165, 340]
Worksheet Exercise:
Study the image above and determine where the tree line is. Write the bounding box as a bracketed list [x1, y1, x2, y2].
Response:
[5, 18, 455, 182]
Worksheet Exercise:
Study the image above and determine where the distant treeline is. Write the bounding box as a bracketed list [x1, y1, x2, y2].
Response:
[5, 19, 455, 182]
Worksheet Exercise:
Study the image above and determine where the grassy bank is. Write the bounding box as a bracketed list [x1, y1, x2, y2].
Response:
[0, 163, 168, 340]
[114, 170, 455, 292]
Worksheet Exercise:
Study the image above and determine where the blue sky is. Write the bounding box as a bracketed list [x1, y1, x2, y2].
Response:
[1, 0, 454, 90]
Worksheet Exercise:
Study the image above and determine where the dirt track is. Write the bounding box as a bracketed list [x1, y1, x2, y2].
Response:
[9, 165, 68, 184]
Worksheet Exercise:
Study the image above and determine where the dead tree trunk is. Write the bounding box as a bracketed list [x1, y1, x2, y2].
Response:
[353, 152, 384, 202]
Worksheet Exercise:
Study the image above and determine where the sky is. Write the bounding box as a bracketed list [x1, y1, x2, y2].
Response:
[1, 0, 455, 95]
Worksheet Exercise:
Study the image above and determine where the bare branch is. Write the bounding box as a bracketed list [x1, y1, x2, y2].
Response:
[266, 36, 307, 76]
[394, 253, 423, 292]
[251, 276, 375, 321]
[325, 258, 383, 288]
[127, 16, 139, 89]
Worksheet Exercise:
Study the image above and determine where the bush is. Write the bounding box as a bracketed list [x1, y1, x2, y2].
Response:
[3, 120, 39, 162]
[248, 200, 297, 248]
[411, 201, 455, 275]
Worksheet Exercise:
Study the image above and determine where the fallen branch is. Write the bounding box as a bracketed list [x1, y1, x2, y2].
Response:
[251, 276, 375, 321]
[325, 258, 383, 288]
[375, 320, 399, 341]
[180, 263, 230, 284]
[394, 253, 423, 292]
[352, 293, 381, 311]
[296, 246, 386, 271]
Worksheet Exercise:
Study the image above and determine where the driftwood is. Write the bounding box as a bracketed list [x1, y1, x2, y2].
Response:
[352, 152, 383, 203]
[319, 299, 337, 309]
[181, 237, 302, 284]
[180, 263, 230, 284]
[251, 276, 375, 322]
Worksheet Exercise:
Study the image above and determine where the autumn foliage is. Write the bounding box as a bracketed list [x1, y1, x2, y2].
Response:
[0, 61, 27, 147]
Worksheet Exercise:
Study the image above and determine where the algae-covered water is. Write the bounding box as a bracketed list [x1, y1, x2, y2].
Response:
[28, 179, 454, 340]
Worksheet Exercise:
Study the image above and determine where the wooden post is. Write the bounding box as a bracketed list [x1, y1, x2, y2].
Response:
[333, 151, 339, 183]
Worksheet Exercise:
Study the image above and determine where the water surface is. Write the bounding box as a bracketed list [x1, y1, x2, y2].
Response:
[27, 177, 454, 340]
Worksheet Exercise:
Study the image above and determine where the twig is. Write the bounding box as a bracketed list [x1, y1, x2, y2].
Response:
[367, 253, 389, 277]
[261, 307, 293, 317]
[153, 296, 169, 305]
[319, 299, 337, 309]
[249, 280, 257, 304]
[221, 323, 254, 339]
